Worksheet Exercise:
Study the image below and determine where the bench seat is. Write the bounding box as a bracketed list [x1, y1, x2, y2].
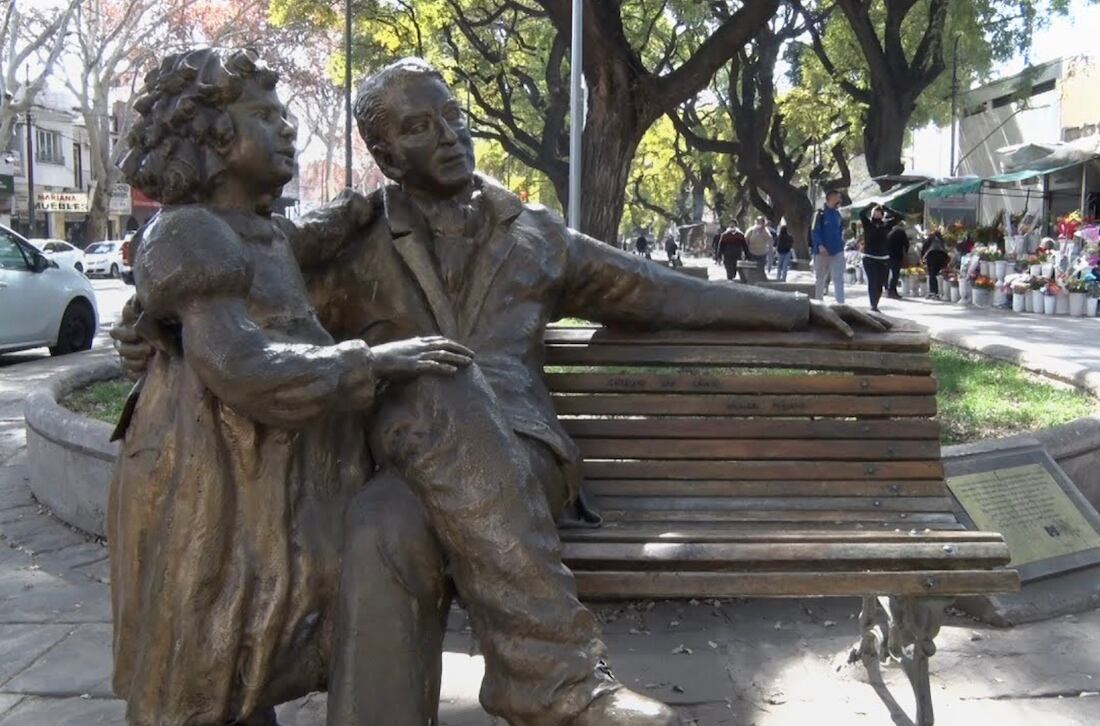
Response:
[543, 323, 1018, 725]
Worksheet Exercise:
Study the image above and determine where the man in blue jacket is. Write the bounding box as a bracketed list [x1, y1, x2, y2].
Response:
[811, 189, 847, 302]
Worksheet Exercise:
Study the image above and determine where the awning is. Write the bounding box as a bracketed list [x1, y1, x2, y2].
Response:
[844, 180, 928, 211]
[920, 160, 1089, 200]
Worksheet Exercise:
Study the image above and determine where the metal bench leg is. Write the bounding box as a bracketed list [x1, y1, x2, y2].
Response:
[850, 595, 888, 662]
[883, 596, 952, 726]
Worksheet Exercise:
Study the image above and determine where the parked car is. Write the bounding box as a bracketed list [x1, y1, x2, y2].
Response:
[28, 238, 86, 274]
[83, 240, 131, 278]
[0, 225, 99, 356]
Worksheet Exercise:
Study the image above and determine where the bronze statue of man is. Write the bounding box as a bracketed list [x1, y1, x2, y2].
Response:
[305, 58, 884, 725]
[111, 51, 885, 726]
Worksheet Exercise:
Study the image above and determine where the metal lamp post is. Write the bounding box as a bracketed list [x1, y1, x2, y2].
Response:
[344, 0, 353, 189]
[567, 0, 583, 230]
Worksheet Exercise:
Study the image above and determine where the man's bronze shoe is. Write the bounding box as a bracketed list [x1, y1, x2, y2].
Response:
[572, 687, 681, 725]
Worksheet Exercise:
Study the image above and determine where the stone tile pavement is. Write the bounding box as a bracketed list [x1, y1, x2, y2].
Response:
[2, 312, 1099, 725]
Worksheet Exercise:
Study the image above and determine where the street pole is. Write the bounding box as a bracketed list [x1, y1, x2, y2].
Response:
[949, 34, 960, 176]
[567, 0, 583, 230]
[25, 107, 34, 237]
[344, 0, 353, 189]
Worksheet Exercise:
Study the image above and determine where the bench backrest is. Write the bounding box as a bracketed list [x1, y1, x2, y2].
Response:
[543, 324, 960, 533]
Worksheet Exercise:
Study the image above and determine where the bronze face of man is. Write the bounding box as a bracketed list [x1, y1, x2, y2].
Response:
[358, 67, 475, 198]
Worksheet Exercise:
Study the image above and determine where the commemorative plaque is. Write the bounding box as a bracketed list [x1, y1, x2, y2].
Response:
[945, 444, 1100, 583]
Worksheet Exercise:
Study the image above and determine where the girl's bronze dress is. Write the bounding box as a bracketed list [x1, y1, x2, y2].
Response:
[109, 206, 372, 724]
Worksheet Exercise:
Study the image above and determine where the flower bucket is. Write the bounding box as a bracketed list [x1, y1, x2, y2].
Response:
[994, 260, 1008, 280]
[1030, 290, 1044, 312]
[972, 288, 991, 307]
[1042, 264, 1055, 278]
[950, 284, 960, 302]
[901, 278, 911, 296]
[993, 288, 1007, 307]
[1056, 292, 1069, 315]
[1012, 293, 1026, 312]
[1088, 297, 1099, 317]
[959, 279, 971, 301]
[1030, 264, 1043, 276]
[980, 261, 991, 276]
[1043, 295, 1057, 315]
[1069, 292, 1087, 317]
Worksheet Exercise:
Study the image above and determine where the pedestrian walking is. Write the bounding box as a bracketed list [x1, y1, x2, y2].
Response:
[664, 235, 682, 267]
[887, 221, 910, 299]
[717, 226, 747, 281]
[775, 224, 794, 281]
[635, 233, 651, 259]
[921, 230, 950, 299]
[746, 216, 771, 268]
[859, 205, 901, 312]
[811, 190, 846, 303]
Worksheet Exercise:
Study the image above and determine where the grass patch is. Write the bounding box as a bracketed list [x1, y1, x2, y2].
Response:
[931, 344, 1095, 444]
[61, 378, 132, 425]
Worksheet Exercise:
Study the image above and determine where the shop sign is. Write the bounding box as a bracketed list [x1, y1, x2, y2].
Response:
[109, 183, 132, 215]
[36, 190, 89, 213]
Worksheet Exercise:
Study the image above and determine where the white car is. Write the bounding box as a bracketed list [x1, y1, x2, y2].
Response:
[28, 238, 86, 274]
[83, 240, 131, 278]
[0, 226, 99, 356]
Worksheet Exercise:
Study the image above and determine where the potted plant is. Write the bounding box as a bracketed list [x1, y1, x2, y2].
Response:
[1027, 253, 1043, 277]
[1042, 280, 1061, 315]
[972, 275, 995, 307]
[1010, 279, 1029, 312]
[942, 270, 960, 302]
[900, 267, 912, 297]
[1066, 277, 1088, 317]
[1029, 276, 1046, 313]
[1087, 280, 1100, 317]
[977, 247, 993, 276]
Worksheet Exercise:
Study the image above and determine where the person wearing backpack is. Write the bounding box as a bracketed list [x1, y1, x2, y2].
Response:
[811, 190, 846, 302]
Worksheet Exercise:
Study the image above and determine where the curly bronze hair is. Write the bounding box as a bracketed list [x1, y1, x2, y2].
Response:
[117, 48, 278, 205]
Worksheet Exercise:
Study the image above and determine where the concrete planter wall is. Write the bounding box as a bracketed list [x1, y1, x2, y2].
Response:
[24, 361, 122, 538]
[22, 362, 1100, 539]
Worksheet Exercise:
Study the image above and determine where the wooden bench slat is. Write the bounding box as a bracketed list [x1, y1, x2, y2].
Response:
[561, 418, 942, 441]
[573, 570, 1021, 599]
[544, 327, 930, 352]
[553, 393, 936, 418]
[595, 496, 955, 513]
[576, 439, 940, 461]
[562, 542, 1011, 571]
[582, 459, 944, 480]
[545, 344, 934, 374]
[599, 509, 959, 525]
[546, 372, 938, 395]
[561, 526, 1000, 543]
[583, 479, 949, 497]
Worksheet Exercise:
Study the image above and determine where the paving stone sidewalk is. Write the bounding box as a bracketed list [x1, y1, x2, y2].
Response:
[2, 315, 1099, 725]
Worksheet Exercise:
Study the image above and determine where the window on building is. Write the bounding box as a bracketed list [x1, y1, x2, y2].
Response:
[73, 142, 83, 188]
[35, 128, 64, 165]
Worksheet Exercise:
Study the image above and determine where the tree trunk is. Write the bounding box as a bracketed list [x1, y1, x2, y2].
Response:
[863, 91, 914, 181]
[577, 81, 645, 242]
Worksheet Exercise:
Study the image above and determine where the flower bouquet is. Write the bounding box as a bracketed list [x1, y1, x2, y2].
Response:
[1042, 280, 1062, 315]
[1010, 279, 1030, 312]
[1066, 277, 1088, 317]
[971, 275, 995, 307]
[1087, 280, 1100, 317]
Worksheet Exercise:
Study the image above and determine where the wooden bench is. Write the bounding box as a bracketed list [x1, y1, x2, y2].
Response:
[543, 323, 1019, 726]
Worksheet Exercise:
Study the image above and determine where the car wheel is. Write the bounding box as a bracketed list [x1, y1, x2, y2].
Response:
[49, 300, 96, 356]
[110, 263, 120, 278]
[75, 262, 84, 273]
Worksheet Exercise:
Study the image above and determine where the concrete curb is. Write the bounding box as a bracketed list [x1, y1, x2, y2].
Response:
[23, 360, 122, 538]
